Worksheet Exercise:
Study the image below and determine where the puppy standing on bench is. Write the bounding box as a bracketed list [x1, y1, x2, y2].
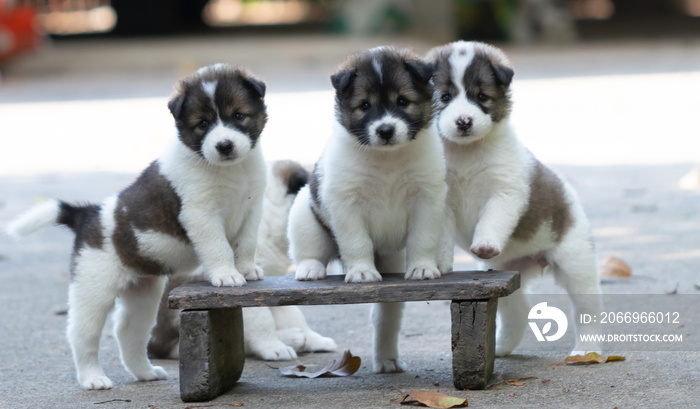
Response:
[7, 64, 268, 389]
[427, 41, 602, 356]
[148, 160, 338, 361]
[287, 47, 447, 372]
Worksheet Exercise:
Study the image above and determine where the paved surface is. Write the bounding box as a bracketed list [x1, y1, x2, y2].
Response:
[1, 33, 700, 408]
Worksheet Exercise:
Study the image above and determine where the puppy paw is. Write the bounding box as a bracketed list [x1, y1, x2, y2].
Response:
[470, 241, 501, 260]
[80, 375, 114, 390]
[437, 259, 453, 275]
[249, 339, 298, 361]
[240, 264, 264, 281]
[295, 259, 327, 281]
[405, 263, 441, 280]
[345, 268, 382, 283]
[373, 358, 407, 373]
[277, 327, 306, 352]
[494, 345, 515, 357]
[209, 267, 247, 287]
[303, 331, 338, 353]
[135, 366, 168, 382]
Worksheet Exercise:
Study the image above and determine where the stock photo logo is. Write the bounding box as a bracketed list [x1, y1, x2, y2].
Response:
[528, 302, 568, 342]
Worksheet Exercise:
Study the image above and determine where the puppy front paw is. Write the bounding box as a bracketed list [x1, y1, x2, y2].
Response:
[345, 267, 382, 283]
[249, 339, 299, 361]
[135, 365, 168, 382]
[209, 267, 247, 287]
[373, 358, 407, 373]
[303, 331, 338, 353]
[239, 264, 264, 281]
[276, 327, 306, 352]
[295, 259, 327, 281]
[470, 241, 501, 260]
[405, 263, 441, 280]
[80, 375, 114, 390]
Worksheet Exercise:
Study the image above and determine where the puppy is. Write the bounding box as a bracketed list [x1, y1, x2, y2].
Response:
[287, 47, 447, 372]
[148, 160, 337, 361]
[6, 64, 268, 389]
[427, 41, 602, 356]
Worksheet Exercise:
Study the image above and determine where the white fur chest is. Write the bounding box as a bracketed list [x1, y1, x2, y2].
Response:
[158, 138, 266, 240]
[321, 126, 446, 252]
[444, 127, 531, 248]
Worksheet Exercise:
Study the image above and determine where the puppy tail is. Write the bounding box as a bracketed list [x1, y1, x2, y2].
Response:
[6, 199, 96, 238]
[272, 160, 309, 196]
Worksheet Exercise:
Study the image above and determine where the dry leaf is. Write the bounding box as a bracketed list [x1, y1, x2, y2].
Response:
[599, 256, 632, 279]
[505, 377, 537, 386]
[279, 350, 360, 378]
[551, 353, 626, 366]
[400, 391, 468, 408]
[605, 356, 626, 362]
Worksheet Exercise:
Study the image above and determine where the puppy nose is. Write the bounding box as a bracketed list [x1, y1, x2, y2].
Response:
[456, 117, 472, 132]
[376, 124, 395, 140]
[216, 140, 234, 155]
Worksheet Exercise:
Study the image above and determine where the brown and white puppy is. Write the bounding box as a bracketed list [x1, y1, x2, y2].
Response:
[287, 46, 447, 372]
[149, 160, 337, 361]
[6, 64, 268, 389]
[428, 41, 602, 356]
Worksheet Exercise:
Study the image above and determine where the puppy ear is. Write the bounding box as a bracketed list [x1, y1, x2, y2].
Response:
[405, 59, 435, 84]
[168, 92, 186, 119]
[243, 77, 267, 99]
[330, 69, 356, 94]
[491, 63, 514, 88]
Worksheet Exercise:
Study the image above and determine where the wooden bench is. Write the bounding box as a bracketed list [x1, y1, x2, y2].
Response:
[168, 270, 520, 402]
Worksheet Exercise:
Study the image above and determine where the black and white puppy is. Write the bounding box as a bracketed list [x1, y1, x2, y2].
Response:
[148, 160, 337, 361]
[6, 64, 268, 389]
[287, 47, 447, 372]
[427, 41, 602, 356]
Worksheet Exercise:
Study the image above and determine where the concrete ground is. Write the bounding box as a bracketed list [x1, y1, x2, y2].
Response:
[1, 33, 699, 408]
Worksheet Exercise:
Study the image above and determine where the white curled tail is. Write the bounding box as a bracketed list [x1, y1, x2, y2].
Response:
[6, 199, 62, 238]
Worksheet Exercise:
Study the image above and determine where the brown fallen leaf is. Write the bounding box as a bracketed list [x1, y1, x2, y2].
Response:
[605, 355, 626, 362]
[599, 256, 632, 280]
[400, 391, 468, 408]
[504, 377, 537, 386]
[279, 350, 360, 378]
[550, 353, 626, 366]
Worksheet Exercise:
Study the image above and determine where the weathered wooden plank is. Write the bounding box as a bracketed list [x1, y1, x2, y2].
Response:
[179, 308, 245, 402]
[451, 299, 497, 390]
[169, 271, 519, 310]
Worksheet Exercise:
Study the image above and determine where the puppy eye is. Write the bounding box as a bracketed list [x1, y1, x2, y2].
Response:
[196, 120, 210, 130]
[359, 101, 371, 112]
[234, 112, 245, 121]
[477, 93, 489, 102]
[397, 97, 409, 107]
[440, 93, 452, 103]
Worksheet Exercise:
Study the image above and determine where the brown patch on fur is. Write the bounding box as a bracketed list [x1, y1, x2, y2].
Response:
[58, 202, 105, 277]
[272, 160, 308, 195]
[511, 160, 572, 243]
[112, 162, 189, 275]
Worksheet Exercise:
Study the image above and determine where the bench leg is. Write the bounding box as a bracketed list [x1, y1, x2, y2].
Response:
[179, 308, 244, 402]
[450, 299, 497, 390]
